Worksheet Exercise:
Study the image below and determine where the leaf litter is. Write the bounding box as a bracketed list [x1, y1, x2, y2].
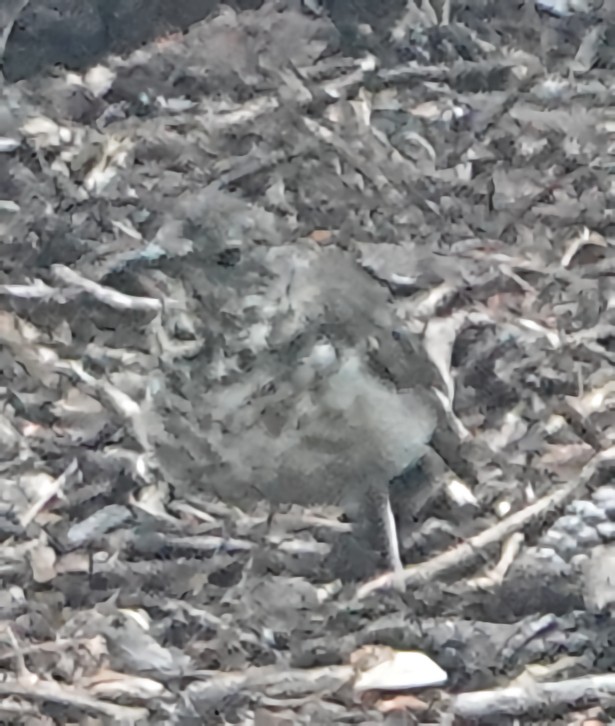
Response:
[0, 0, 614, 723]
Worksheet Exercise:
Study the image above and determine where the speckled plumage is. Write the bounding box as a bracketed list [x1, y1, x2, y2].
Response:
[152, 243, 442, 572]
[211, 343, 436, 508]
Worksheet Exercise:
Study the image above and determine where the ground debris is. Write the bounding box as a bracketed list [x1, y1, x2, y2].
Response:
[0, 0, 614, 723]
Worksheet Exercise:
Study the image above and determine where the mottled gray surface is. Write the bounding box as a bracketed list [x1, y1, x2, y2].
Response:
[1, 0, 265, 80]
[0, 0, 614, 723]
[538, 486, 615, 561]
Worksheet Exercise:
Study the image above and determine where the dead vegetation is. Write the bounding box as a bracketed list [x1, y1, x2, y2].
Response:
[0, 0, 614, 723]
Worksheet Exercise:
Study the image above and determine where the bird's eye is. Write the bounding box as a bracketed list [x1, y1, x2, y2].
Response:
[391, 330, 402, 341]
[261, 381, 276, 395]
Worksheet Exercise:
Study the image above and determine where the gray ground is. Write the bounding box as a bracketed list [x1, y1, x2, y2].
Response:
[0, 0, 615, 723]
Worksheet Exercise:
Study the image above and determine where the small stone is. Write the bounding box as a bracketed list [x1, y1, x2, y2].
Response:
[540, 530, 565, 548]
[603, 502, 615, 521]
[592, 486, 615, 505]
[550, 514, 583, 535]
[575, 525, 600, 547]
[597, 522, 615, 541]
[566, 499, 606, 525]
[540, 530, 578, 559]
[532, 546, 567, 568]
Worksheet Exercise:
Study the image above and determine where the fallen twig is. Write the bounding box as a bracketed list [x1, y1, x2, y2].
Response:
[0, 677, 149, 721]
[184, 663, 354, 701]
[51, 264, 163, 312]
[464, 532, 525, 591]
[450, 673, 615, 720]
[56, 360, 152, 454]
[19, 459, 78, 528]
[357, 447, 615, 597]
[0, 279, 57, 299]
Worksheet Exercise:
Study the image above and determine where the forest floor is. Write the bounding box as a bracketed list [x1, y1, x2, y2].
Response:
[0, 0, 615, 723]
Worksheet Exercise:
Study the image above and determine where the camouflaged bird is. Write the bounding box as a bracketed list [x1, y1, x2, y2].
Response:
[205, 331, 437, 572]
[153, 243, 442, 574]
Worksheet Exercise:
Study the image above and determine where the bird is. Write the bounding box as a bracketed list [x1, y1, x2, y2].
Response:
[152, 242, 441, 575]
[205, 332, 438, 573]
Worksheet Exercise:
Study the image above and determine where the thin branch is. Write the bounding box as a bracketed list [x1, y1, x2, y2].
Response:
[357, 447, 615, 597]
[51, 264, 163, 313]
[450, 672, 615, 720]
[0, 678, 149, 721]
[19, 459, 78, 528]
[465, 532, 525, 591]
